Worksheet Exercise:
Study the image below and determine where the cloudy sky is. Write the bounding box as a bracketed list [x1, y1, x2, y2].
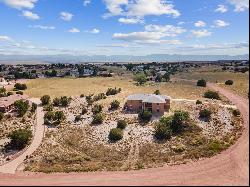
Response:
[0, 0, 249, 56]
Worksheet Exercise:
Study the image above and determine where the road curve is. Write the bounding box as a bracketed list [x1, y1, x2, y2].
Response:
[0, 84, 248, 186]
[0, 106, 45, 174]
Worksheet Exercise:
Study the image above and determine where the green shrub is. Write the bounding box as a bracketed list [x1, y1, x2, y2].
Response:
[109, 128, 123, 141]
[31, 103, 37, 113]
[155, 123, 172, 140]
[60, 96, 71, 107]
[197, 79, 207, 87]
[53, 111, 65, 123]
[16, 91, 23, 95]
[133, 73, 147, 85]
[106, 88, 121, 96]
[117, 120, 127, 129]
[225, 80, 234, 85]
[53, 97, 61, 106]
[0, 112, 4, 121]
[82, 107, 88, 115]
[14, 100, 29, 117]
[14, 83, 27, 90]
[196, 100, 202, 105]
[9, 129, 32, 149]
[204, 90, 221, 100]
[154, 90, 160, 95]
[41, 95, 51, 105]
[110, 100, 120, 110]
[92, 113, 104, 124]
[199, 109, 212, 121]
[171, 111, 190, 134]
[7, 92, 13, 96]
[138, 110, 152, 123]
[232, 109, 241, 117]
[75, 115, 81, 122]
[92, 104, 103, 114]
[80, 94, 85, 98]
[44, 104, 54, 111]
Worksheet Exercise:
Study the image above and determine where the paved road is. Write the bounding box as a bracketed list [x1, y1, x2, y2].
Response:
[0, 84, 248, 186]
[0, 106, 45, 174]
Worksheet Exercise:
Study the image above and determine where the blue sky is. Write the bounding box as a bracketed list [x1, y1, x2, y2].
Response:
[0, 0, 249, 56]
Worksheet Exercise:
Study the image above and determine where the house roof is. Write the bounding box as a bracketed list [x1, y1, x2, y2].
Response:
[127, 94, 170, 104]
[0, 94, 29, 108]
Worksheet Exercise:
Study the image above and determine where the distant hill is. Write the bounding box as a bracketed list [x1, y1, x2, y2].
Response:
[0, 54, 248, 64]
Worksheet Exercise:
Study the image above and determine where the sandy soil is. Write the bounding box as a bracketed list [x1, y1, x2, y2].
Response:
[0, 83, 248, 186]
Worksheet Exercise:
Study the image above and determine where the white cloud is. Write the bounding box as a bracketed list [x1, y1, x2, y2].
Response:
[29, 25, 55, 30]
[113, 24, 185, 44]
[177, 21, 185, 25]
[68, 28, 80, 33]
[215, 5, 228, 13]
[90, 28, 100, 34]
[213, 20, 230, 27]
[0, 0, 37, 9]
[191, 29, 212, 38]
[118, 17, 143, 24]
[229, 0, 249, 12]
[22, 10, 40, 20]
[0, 35, 12, 41]
[103, 0, 180, 19]
[194, 21, 206, 27]
[60, 11, 73, 21]
[145, 24, 186, 36]
[83, 0, 91, 6]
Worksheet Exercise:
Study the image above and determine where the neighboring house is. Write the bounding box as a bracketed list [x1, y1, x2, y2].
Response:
[70, 69, 80, 78]
[0, 77, 8, 88]
[125, 94, 171, 115]
[0, 94, 29, 113]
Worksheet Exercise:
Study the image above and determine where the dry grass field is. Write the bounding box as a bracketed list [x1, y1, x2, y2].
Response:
[175, 70, 249, 98]
[25, 77, 208, 102]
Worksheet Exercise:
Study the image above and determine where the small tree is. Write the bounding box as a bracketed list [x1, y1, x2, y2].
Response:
[14, 83, 27, 90]
[92, 113, 104, 124]
[225, 80, 234, 85]
[110, 100, 120, 110]
[9, 129, 32, 149]
[41, 95, 50, 105]
[154, 90, 161, 95]
[139, 110, 152, 123]
[204, 90, 221, 100]
[197, 79, 207, 87]
[171, 111, 190, 134]
[14, 100, 29, 117]
[117, 120, 127, 129]
[16, 91, 23, 95]
[109, 128, 123, 141]
[134, 73, 147, 85]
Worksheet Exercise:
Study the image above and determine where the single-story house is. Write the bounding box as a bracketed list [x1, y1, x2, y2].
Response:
[124, 94, 171, 115]
[0, 94, 29, 113]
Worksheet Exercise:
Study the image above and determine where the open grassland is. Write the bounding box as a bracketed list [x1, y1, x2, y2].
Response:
[25, 77, 208, 101]
[175, 71, 249, 98]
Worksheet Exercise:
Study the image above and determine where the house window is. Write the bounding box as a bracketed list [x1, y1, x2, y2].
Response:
[157, 103, 159, 105]
[157, 109, 160, 112]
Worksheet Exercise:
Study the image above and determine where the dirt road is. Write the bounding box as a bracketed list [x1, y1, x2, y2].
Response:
[0, 84, 248, 186]
[0, 106, 45, 174]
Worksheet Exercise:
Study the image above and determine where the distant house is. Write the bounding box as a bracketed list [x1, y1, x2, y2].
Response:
[125, 94, 171, 115]
[0, 77, 8, 87]
[0, 94, 29, 113]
